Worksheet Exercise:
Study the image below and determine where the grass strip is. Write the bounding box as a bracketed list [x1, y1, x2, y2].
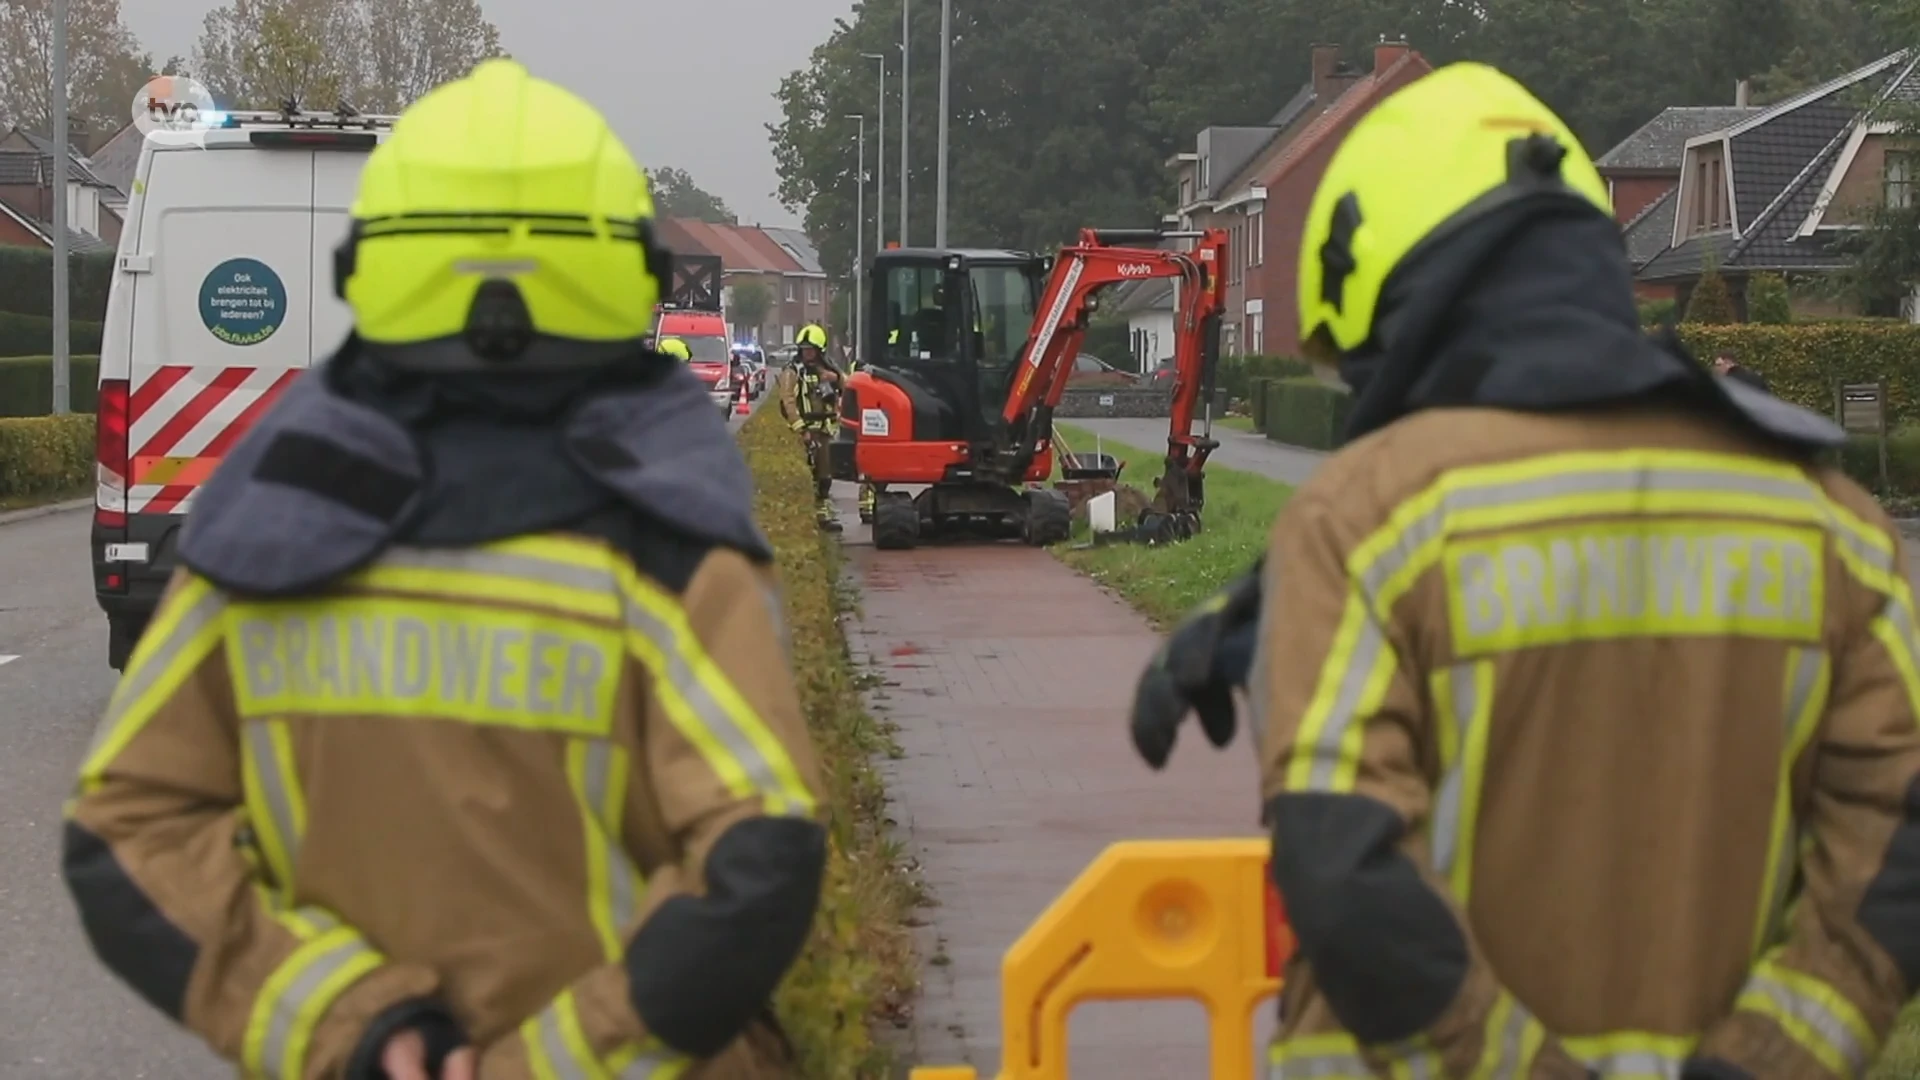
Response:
[1051, 422, 1293, 624]
[739, 407, 917, 1078]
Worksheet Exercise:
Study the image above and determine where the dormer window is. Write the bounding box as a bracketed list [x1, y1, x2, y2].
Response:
[1887, 151, 1912, 209]
[1689, 148, 1730, 235]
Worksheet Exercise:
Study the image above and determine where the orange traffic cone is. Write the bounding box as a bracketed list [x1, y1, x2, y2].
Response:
[734, 383, 751, 416]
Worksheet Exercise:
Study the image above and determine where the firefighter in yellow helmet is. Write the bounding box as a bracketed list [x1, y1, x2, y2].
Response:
[61, 59, 824, 1080]
[656, 335, 691, 360]
[776, 322, 844, 530]
[1129, 63, 1920, 1078]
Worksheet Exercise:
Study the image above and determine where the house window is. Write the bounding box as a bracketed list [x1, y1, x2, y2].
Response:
[807, 280, 822, 304]
[1888, 151, 1913, 210]
[786, 280, 797, 302]
[1691, 154, 1730, 234]
[1180, 178, 1192, 206]
[1250, 211, 1263, 265]
[1249, 311, 1264, 354]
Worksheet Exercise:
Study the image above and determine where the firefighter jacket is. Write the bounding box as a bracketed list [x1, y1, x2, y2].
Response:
[1255, 206, 1920, 1080]
[776, 362, 838, 432]
[61, 342, 828, 1080]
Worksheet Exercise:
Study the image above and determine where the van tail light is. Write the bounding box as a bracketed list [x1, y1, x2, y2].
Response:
[95, 377, 129, 528]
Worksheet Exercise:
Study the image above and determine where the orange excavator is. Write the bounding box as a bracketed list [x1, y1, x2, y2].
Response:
[829, 228, 1229, 549]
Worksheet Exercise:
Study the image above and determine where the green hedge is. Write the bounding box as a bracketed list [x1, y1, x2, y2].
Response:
[0, 247, 114, 321]
[0, 413, 93, 498]
[1838, 427, 1920, 496]
[1218, 354, 1312, 402]
[0, 312, 104, 357]
[0, 355, 101, 416]
[1264, 376, 1351, 450]
[1672, 324, 1920, 424]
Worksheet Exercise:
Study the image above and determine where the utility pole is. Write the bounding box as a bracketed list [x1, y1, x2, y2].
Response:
[934, 0, 950, 246]
[863, 52, 887, 252]
[846, 114, 866, 366]
[899, 0, 910, 246]
[51, 0, 70, 414]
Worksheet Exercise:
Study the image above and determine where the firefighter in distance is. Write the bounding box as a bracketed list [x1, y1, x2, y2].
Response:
[1131, 63, 1920, 1079]
[60, 59, 825, 1080]
[776, 323, 844, 531]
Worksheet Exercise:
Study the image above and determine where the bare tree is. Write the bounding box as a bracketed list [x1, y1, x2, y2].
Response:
[194, 0, 362, 111]
[356, 0, 504, 113]
[0, 0, 151, 134]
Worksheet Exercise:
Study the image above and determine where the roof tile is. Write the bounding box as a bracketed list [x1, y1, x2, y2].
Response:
[1596, 107, 1761, 171]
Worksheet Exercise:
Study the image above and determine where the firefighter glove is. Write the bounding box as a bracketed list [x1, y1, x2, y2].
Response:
[790, 419, 805, 432]
[1130, 559, 1263, 769]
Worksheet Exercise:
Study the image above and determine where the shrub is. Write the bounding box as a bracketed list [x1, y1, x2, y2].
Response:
[1671, 324, 1920, 424]
[1836, 425, 1920, 496]
[0, 413, 93, 499]
[1217, 354, 1312, 402]
[738, 407, 914, 1077]
[0, 247, 114, 321]
[0, 312, 105, 357]
[1263, 376, 1351, 450]
[1685, 263, 1737, 324]
[1637, 297, 1676, 326]
[1747, 272, 1792, 324]
[0, 355, 101, 416]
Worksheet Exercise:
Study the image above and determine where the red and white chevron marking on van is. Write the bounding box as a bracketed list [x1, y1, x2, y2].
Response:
[121, 365, 303, 515]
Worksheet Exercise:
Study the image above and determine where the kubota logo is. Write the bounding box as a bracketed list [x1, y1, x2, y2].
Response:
[1117, 263, 1155, 277]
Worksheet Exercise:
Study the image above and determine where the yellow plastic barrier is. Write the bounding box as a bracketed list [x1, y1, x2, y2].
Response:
[909, 838, 1292, 1079]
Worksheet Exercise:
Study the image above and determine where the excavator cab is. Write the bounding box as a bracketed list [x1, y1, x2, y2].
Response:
[866, 248, 1046, 444]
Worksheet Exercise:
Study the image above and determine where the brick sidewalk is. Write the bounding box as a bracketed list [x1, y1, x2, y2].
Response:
[839, 511, 1266, 1076]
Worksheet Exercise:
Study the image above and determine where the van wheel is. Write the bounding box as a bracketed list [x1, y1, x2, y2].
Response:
[107, 613, 147, 672]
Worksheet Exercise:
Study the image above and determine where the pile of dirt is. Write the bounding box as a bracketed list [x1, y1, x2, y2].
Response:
[1067, 482, 1154, 528]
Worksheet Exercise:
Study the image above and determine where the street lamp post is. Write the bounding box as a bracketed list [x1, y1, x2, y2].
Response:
[51, 0, 70, 414]
[935, 0, 951, 246]
[845, 114, 866, 367]
[899, 0, 909, 246]
[862, 52, 886, 252]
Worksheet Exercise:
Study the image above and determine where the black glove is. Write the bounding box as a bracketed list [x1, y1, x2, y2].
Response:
[1130, 559, 1264, 769]
[346, 998, 469, 1080]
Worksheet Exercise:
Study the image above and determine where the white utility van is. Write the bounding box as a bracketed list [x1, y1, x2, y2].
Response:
[90, 109, 396, 669]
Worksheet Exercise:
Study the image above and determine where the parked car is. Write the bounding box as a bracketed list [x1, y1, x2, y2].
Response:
[1148, 359, 1177, 383]
[732, 344, 769, 399]
[1066, 353, 1140, 387]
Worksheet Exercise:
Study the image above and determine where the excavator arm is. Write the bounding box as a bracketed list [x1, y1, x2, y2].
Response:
[1001, 227, 1229, 535]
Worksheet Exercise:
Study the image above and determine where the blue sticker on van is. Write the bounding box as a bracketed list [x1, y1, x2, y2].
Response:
[200, 258, 286, 346]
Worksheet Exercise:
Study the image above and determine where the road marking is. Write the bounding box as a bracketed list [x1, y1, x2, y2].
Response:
[0, 655, 17, 666]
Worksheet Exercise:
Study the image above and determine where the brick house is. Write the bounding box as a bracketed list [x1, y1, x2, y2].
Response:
[1635, 49, 1920, 317]
[1184, 41, 1431, 355]
[654, 218, 830, 344]
[0, 128, 122, 248]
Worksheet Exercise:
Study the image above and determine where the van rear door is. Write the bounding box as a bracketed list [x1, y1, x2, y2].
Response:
[126, 146, 314, 516]
[310, 149, 369, 357]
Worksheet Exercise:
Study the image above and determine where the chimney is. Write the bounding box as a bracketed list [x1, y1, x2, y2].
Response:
[1310, 44, 1344, 100]
[1375, 37, 1411, 74]
[1735, 79, 1751, 107]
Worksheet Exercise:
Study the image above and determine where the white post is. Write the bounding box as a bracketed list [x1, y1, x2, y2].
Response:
[935, 0, 950, 246]
[899, 0, 909, 246]
[51, 0, 70, 414]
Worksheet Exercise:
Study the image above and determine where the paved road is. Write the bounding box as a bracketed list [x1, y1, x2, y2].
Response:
[1066, 417, 1327, 487]
[0, 396, 764, 1077]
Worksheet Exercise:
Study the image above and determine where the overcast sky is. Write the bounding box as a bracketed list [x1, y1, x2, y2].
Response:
[116, 0, 858, 227]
